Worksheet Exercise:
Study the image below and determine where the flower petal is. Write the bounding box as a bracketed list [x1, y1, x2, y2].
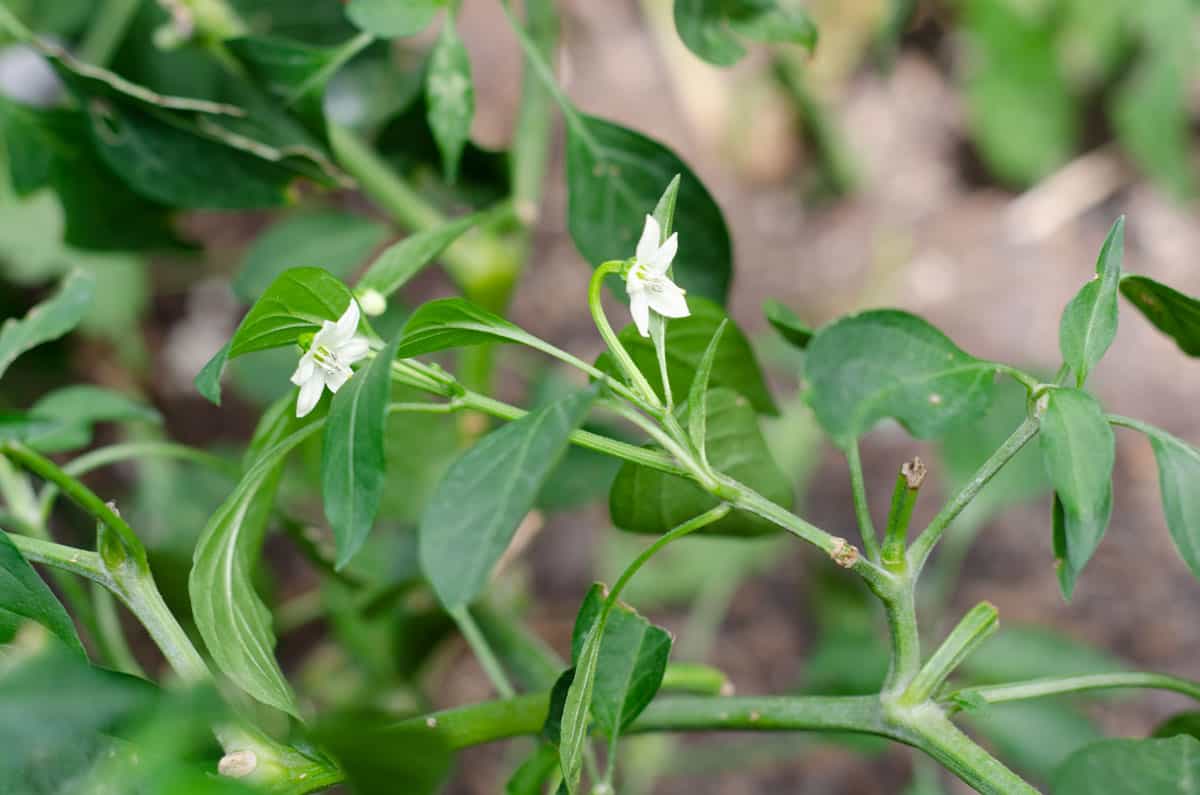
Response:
[649, 232, 678, 275]
[337, 336, 369, 363]
[290, 354, 316, 386]
[630, 291, 651, 337]
[635, 215, 661, 266]
[296, 376, 325, 418]
[332, 300, 360, 343]
[312, 319, 338, 347]
[325, 367, 353, 393]
[647, 280, 690, 319]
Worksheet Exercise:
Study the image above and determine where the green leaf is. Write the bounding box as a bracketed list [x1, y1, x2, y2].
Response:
[1111, 43, 1196, 199]
[0, 530, 84, 654]
[1039, 388, 1115, 598]
[393, 297, 548, 359]
[0, 412, 64, 443]
[764, 300, 814, 349]
[27, 385, 160, 453]
[426, 15, 473, 183]
[0, 99, 183, 251]
[311, 713, 453, 795]
[235, 212, 387, 302]
[506, 744, 560, 795]
[687, 320, 726, 458]
[651, 173, 681, 239]
[356, 211, 488, 299]
[1059, 217, 1124, 387]
[1054, 736, 1200, 794]
[0, 268, 94, 382]
[345, 0, 442, 37]
[1154, 712, 1200, 742]
[965, 700, 1101, 782]
[228, 267, 355, 358]
[610, 388, 791, 536]
[419, 387, 598, 609]
[569, 584, 672, 736]
[961, 0, 1077, 185]
[673, 0, 818, 67]
[542, 666, 575, 746]
[597, 298, 775, 414]
[38, 39, 338, 209]
[1126, 423, 1200, 583]
[0, 643, 161, 791]
[566, 114, 731, 304]
[195, 342, 231, 406]
[322, 331, 401, 569]
[224, 35, 342, 139]
[804, 309, 998, 447]
[1120, 275, 1200, 357]
[189, 420, 321, 715]
[560, 616, 602, 793]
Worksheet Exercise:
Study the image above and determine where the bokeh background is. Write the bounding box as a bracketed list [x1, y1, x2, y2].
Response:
[3, 1, 1200, 793]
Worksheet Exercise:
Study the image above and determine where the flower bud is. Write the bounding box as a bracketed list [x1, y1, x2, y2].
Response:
[357, 288, 387, 317]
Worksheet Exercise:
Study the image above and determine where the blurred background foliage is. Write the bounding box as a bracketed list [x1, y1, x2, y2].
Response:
[1, 0, 1199, 793]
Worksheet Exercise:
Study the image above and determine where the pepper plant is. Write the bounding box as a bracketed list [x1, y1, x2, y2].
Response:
[3, 2, 1200, 795]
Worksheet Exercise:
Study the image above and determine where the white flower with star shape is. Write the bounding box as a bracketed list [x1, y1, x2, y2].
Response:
[289, 301, 369, 418]
[625, 215, 689, 337]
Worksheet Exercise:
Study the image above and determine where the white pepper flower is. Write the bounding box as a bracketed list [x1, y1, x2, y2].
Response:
[625, 215, 689, 337]
[289, 301, 369, 418]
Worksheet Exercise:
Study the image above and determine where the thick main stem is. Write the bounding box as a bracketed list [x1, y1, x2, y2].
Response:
[896, 709, 1040, 795]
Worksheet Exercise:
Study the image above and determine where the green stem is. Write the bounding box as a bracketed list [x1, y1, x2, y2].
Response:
[908, 417, 1039, 573]
[2, 442, 147, 567]
[6, 532, 108, 584]
[331, 121, 520, 302]
[498, 0, 592, 146]
[722, 475, 896, 593]
[288, 32, 373, 105]
[92, 582, 146, 677]
[452, 605, 517, 699]
[946, 672, 1200, 709]
[460, 391, 683, 475]
[39, 441, 238, 522]
[589, 261, 663, 410]
[897, 711, 1039, 795]
[846, 443, 881, 562]
[394, 693, 898, 750]
[78, 0, 141, 66]
[608, 505, 731, 608]
[658, 663, 729, 696]
[900, 602, 997, 705]
[509, 0, 558, 224]
[882, 582, 922, 692]
[882, 459, 925, 571]
[104, 545, 210, 684]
